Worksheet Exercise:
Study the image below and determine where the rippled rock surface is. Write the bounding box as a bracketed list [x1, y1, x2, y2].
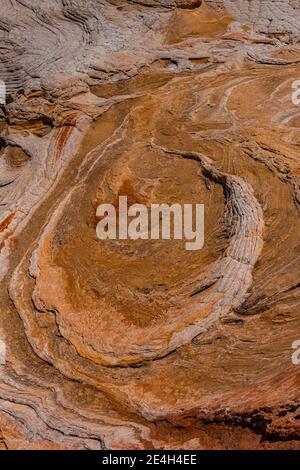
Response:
[0, 0, 299, 450]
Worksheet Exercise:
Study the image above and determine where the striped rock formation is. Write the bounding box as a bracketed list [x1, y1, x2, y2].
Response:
[0, 0, 299, 450]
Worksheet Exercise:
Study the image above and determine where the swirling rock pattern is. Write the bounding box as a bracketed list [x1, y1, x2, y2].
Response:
[0, 0, 300, 450]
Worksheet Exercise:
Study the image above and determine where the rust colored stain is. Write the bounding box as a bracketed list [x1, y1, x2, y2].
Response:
[54, 113, 79, 160]
[93, 179, 148, 225]
[0, 212, 15, 233]
[54, 126, 74, 160]
[115, 179, 148, 207]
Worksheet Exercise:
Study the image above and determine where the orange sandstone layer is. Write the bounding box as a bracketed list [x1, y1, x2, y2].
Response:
[0, 0, 299, 449]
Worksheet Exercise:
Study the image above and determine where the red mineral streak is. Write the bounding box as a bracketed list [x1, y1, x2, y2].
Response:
[54, 126, 74, 161]
[0, 213, 15, 233]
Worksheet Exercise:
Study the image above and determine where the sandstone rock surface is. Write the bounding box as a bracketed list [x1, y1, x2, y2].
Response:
[0, 0, 299, 450]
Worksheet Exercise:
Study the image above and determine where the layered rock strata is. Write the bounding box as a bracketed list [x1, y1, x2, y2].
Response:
[0, 0, 299, 449]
